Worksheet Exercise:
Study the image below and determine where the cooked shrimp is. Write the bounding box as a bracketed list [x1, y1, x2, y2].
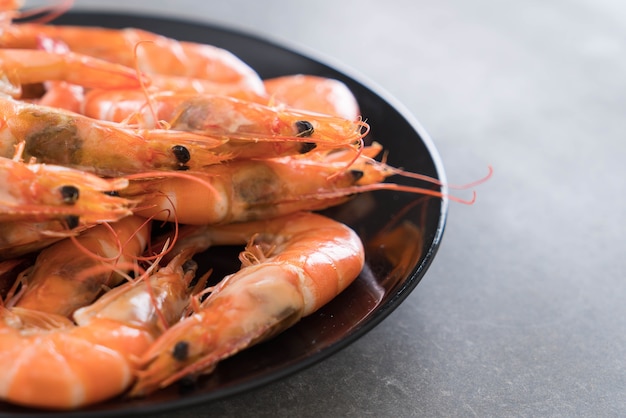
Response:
[0, 248, 200, 409]
[122, 145, 376, 225]
[0, 48, 148, 98]
[0, 96, 230, 176]
[123, 142, 476, 225]
[130, 211, 364, 396]
[264, 74, 360, 120]
[0, 23, 265, 94]
[0, 155, 133, 225]
[81, 91, 368, 155]
[13, 216, 150, 317]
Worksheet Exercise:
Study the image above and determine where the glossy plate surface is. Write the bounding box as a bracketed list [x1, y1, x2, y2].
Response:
[2, 12, 448, 417]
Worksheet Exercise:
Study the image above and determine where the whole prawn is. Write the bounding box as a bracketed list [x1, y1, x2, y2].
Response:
[123, 142, 480, 226]
[0, 242, 202, 409]
[81, 90, 368, 156]
[130, 211, 365, 396]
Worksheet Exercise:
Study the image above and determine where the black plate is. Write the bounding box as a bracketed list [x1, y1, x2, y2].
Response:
[1, 11, 448, 417]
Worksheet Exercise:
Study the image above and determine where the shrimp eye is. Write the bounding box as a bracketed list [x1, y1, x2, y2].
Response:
[172, 341, 189, 361]
[295, 120, 314, 137]
[60, 185, 79, 204]
[172, 145, 191, 164]
[64, 215, 80, 229]
[349, 169, 364, 182]
[299, 142, 317, 154]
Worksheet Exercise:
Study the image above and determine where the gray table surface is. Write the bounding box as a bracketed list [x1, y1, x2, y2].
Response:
[68, 0, 626, 416]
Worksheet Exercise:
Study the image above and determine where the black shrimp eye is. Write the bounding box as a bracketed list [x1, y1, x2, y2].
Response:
[298, 142, 317, 154]
[104, 190, 120, 197]
[349, 169, 364, 182]
[64, 215, 80, 229]
[59, 185, 79, 204]
[171, 145, 191, 164]
[295, 120, 314, 137]
[172, 341, 190, 361]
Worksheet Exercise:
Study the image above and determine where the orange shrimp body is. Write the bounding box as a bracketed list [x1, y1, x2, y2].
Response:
[0, 155, 133, 225]
[264, 74, 360, 120]
[0, 314, 150, 409]
[14, 215, 150, 317]
[0, 96, 228, 176]
[0, 48, 148, 97]
[1, 23, 265, 94]
[130, 211, 365, 396]
[124, 144, 392, 225]
[82, 91, 367, 152]
[0, 247, 201, 409]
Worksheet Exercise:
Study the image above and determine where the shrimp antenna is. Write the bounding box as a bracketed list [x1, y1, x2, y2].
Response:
[386, 164, 494, 190]
[130, 40, 167, 129]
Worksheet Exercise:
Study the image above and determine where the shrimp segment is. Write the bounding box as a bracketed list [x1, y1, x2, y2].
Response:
[0, 315, 147, 409]
[0, 246, 201, 409]
[130, 211, 364, 396]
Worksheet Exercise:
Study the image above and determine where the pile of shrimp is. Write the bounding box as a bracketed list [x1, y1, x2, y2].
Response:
[0, 1, 490, 411]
